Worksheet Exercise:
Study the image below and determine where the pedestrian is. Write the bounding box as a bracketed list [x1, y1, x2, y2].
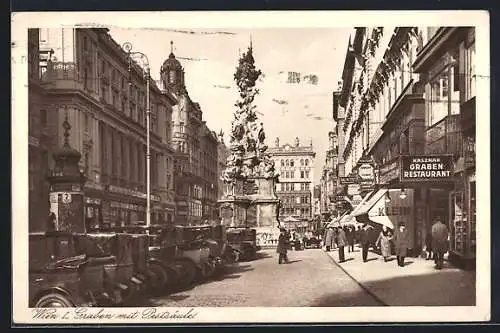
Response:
[431, 216, 449, 270]
[346, 226, 355, 252]
[337, 227, 348, 263]
[394, 222, 410, 267]
[425, 229, 433, 260]
[360, 224, 371, 262]
[356, 226, 362, 245]
[277, 228, 289, 264]
[376, 225, 393, 262]
[324, 227, 334, 251]
[47, 211, 57, 231]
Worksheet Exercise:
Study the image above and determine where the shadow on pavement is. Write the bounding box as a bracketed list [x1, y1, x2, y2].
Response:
[285, 259, 302, 264]
[313, 269, 476, 307]
[252, 251, 272, 261]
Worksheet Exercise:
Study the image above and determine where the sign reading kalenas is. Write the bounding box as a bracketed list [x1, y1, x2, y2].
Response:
[400, 155, 453, 182]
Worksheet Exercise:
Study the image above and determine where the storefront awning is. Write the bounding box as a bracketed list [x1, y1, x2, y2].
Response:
[353, 189, 388, 217]
[350, 191, 376, 216]
[369, 215, 394, 229]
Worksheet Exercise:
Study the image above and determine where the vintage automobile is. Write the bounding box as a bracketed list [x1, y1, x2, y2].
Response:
[174, 226, 214, 284]
[94, 226, 152, 295]
[302, 235, 322, 249]
[74, 232, 140, 305]
[109, 225, 182, 296]
[226, 227, 260, 261]
[29, 231, 114, 307]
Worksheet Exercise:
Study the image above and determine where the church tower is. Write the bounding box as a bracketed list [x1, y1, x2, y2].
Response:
[160, 41, 185, 94]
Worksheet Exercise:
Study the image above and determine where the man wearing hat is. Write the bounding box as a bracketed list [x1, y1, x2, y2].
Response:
[394, 222, 410, 267]
[277, 227, 290, 264]
[360, 224, 371, 262]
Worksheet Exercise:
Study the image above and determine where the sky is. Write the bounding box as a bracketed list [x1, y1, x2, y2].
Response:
[108, 27, 352, 185]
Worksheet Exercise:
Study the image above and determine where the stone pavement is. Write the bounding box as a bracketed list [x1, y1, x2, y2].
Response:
[142, 249, 382, 307]
[325, 245, 476, 306]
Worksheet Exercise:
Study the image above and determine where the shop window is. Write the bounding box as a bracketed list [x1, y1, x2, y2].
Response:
[450, 191, 466, 255]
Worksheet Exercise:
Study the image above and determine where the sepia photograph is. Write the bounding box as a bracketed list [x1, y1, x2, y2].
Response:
[11, 11, 490, 323]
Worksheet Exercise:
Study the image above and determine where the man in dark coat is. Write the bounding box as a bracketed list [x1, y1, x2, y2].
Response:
[337, 227, 348, 263]
[431, 217, 449, 269]
[277, 228, 289, 264]
[394, 222, 410, 267]
[346, 226, 355, 252]
[360, 224, 371, 262]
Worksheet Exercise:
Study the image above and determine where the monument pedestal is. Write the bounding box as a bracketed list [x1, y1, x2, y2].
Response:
[218, 177, 281, 248]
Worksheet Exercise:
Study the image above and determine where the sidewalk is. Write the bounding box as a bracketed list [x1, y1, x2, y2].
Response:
[325, 245, 476, 306]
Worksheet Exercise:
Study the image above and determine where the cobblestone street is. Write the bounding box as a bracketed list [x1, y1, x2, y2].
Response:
[143, 249, 382, 307]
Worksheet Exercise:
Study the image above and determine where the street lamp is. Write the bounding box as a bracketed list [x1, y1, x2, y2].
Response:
[123, 42, 152, 227]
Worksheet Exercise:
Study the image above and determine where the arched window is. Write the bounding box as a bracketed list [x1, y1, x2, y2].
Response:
[290, 160, 294, 167]
[286, 159, 289, 166]
[281, 159, 284, 167]
[305, 159, 309, 166]
[300, 159, 304, 166]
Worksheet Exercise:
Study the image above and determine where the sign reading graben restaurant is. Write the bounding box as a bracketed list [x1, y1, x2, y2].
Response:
[400, 155, 453, 182]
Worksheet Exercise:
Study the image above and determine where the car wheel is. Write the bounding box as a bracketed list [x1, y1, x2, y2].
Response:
[175, 260, 197, 287]
[148, 262, 168, 296]
[35, 292, 74, 308]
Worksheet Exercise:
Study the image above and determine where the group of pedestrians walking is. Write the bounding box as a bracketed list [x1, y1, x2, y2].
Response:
[322, 217, 450, 270]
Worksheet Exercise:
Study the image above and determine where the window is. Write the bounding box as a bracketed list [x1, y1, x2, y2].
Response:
[179, 122, 185, 133]
[305, 171, 310, 179]
[286, 159, 289, 167]
[281, 159, 284, 167]
[465, 41, 476, 101]
[300, 171, 304, 179]
[300, 159, 304, 166]
[290, 160, 294, 167]
[169, 70, 176, 84]
[427, 70, 449, 127]
[296, 197, 300, 204]
[305, 159, 309, 166]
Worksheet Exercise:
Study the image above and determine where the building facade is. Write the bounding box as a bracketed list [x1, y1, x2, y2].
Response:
[319, 130, 339, 220]
[412, 27, 476, 268]
[217, 131, 230, 202]
[28, 28, 51, 231]
[200, 123, 219, 222]
[335, 26, 476, 268]
[160, 47, 206, 226]
[268, 137, 316, 226]
[31, 28, 178, 230]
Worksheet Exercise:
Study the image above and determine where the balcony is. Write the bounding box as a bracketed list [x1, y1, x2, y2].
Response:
[40, 62, 84, 90]
[425, 115, 462, 155]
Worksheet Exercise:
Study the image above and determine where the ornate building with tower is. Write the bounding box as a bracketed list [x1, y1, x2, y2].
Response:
[268, 137, 316, 229]
[159, 42, 216, 225]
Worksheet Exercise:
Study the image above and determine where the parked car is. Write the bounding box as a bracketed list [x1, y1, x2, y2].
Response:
[29, 231, 113, 307]
[74, 232, 139, 305]
[174, 225, 215, 284]
[226, 227, 260, 261]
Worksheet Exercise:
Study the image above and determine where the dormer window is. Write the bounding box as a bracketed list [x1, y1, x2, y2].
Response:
[169, 70, 176, 84]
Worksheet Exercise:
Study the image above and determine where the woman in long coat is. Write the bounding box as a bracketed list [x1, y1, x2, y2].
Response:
[376, 225, 393, 262]
[324, 227, 334, 252]
[393, 222, 410, 267]
[277, 228, 289, 264]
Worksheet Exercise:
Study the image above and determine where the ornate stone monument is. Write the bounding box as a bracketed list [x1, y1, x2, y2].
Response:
[46, 111, 87, 233]
[218, 42, 281, 248]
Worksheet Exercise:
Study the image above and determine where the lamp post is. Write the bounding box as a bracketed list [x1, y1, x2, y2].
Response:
[123, 42, 152, 227]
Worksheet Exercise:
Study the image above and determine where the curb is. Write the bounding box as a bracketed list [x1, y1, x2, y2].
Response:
[323, 251, 388, 306]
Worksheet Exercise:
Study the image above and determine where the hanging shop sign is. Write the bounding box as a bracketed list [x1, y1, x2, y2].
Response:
[347, 184, 360, 196]
[340, 176, 359, 185]
[400, 155, 453, 182]
[379, 159, 400, 185]
[358, 163, 374, 180]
